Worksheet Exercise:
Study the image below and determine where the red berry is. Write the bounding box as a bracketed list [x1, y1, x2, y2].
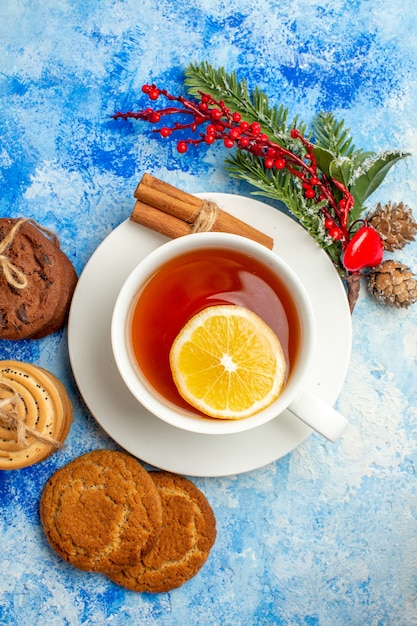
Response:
[206, 124, 217, 135]
[229, 128, 241, 140]
[239, 121, 250, 131]
[160, 127, 172, 137]
[329, 227, 343, 241]
[310, 177, 320, 186]
[251, 122, 261, 136]
[177, 141, 188, 154]
[264, 158, 275, 169]
[290, 128, 300, 139]
[238, 137, 250, 148]
[275, 158, 286, 170]
[305, 188, 316, 199]
[199, 102, 209, 112]
[224, 137, 234, 148]
[150, 112, 161, 123]
[324, 218, 334, 229]
[148, 89, 160, 101]
[205, 134, 216, 144]
[339, 198, 347, 210]
[250, 145, 262, 156]
[142, 84, 152, 94]
[201, 94, 210, 103]
[210, 109, 223, 121]
[232, 112, 242, 123]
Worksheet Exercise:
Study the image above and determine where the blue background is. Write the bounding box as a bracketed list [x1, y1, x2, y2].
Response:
[1, 1, 417, 624]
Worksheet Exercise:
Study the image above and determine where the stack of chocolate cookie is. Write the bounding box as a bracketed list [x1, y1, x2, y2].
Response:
[40, 450, 217, 592]
[0, 218, 77, 340]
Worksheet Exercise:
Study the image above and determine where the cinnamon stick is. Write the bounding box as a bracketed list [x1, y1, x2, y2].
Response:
[135, 173, 201, 213]
[131, 200, 193, 239]
[131, 173, 274, 249]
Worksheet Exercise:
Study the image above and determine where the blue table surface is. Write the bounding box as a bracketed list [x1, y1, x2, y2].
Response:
[1, 2, 417, 625]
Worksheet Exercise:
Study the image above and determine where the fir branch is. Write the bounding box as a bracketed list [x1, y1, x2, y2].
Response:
[313, 112, 360, 158]
[185, 61, 307, 145]
[183, 62, 409, 263]
[225, 151, 343, 267]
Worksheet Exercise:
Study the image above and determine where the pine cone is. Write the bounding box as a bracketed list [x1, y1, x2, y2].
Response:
[368, 260, 417, 307]
[368, 202, 417, 251]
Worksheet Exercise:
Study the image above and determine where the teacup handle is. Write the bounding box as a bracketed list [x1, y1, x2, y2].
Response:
[288, 391, 348, 442]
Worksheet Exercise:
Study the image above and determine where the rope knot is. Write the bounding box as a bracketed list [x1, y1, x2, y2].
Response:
[0, 382, 63, 450]
[191, 201, 219, 233]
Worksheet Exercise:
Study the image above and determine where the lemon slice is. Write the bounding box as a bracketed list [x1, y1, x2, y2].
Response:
[169, 305, 287, 420]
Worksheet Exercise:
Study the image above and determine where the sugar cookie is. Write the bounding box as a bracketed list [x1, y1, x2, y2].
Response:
[109, 471, 216, 592]
[40, 450, 163, 573]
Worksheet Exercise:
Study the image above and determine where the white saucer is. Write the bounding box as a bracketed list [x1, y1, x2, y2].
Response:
[68, 193, 352, 477]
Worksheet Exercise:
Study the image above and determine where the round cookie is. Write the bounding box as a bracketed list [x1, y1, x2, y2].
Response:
[0, 218, 77, 340]
[30, 250, 78, 339]
[109, 471, 217, 593]
[0, 360, 73, 470]
[39, 450, 163, 574]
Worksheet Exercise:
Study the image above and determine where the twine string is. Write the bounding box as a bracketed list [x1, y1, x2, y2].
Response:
[0, 384, 63, 450]
[191, 201, 219, 233]
[0, 219, 29, 289]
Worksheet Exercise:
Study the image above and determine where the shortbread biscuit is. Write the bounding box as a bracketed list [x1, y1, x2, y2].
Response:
[109, 471, 216, 592]
[0, 360, 73, 469]
[40, 450, 163, 574]
[0, 218, 77, 340]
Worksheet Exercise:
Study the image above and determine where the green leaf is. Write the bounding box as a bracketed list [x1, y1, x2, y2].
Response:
[312, 146, 334, 178]
[350, 151, 410, 207]
[329, 158, 354, 187]
[351, 150, 375, 168]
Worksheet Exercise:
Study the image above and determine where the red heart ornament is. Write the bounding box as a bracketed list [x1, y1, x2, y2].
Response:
[343, 226, 384, 272]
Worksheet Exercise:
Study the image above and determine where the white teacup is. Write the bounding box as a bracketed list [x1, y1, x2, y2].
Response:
[111, 232, 348, 441]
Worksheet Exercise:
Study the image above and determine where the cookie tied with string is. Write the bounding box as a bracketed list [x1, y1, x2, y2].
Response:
[0, 360, 73, 469]
[0, 218, 78, 340]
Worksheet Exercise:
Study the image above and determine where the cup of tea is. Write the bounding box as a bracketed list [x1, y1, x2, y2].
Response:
[111, 231, 348, 441]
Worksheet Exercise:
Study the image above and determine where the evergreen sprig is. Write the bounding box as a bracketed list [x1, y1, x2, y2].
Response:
[185, 61, 308, 144]
[313, 112, 359, 158]
[225, 150, 342, 267]
[184, 61, 409, 271]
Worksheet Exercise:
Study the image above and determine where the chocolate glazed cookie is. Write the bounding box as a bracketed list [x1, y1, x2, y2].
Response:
[0, 218, 77, 340]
